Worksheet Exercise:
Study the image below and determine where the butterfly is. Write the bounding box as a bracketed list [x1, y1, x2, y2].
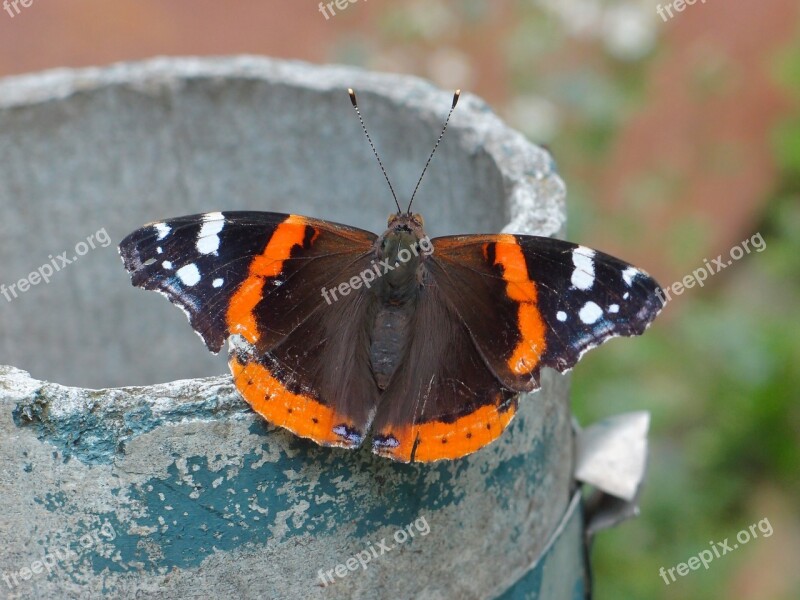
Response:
[119, 89, 663, 463]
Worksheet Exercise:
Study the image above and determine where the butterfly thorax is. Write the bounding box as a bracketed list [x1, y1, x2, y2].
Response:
[369, 213, 429, 389]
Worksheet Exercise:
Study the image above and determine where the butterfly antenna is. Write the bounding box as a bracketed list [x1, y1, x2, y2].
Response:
[406, 89, 461, 215]
[348, 88, 402, 214]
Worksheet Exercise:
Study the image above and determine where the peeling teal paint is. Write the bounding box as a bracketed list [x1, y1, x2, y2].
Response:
[486, 416, 547, 511]
[121, 404, 161, 437]
[11, 387, 249, 466]
[83, 439, 473, 572]
[14, 382, 573, 591]
[34, 491, 69, 511]
[28, 413, 556, 578]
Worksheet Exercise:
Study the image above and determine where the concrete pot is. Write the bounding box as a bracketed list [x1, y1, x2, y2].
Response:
[0, 57, 584, 599]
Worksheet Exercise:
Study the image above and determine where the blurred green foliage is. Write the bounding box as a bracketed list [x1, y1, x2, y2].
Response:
[570, 19, 800, 600]
[572, 197, 800, 597]
[571, 36, 800, 600]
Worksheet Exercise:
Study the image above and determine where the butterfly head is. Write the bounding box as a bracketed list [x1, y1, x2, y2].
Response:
[383, 212, 428, 252]
[387, 212, 424, 229]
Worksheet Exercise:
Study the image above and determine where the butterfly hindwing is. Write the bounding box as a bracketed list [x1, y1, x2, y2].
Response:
[370, 281, 519, 462]
[229, 251, 380, 448]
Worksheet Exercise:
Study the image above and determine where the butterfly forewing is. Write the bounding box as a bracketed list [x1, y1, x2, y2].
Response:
[119, 211, 377, 353]
[428, 234, 664, 387]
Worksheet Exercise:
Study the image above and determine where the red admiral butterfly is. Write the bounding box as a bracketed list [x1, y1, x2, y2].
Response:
[120, 89, 663, 463]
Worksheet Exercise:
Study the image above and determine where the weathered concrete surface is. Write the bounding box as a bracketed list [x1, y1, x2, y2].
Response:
[0, 57, 576, 599]
[1, 365, 574, 599]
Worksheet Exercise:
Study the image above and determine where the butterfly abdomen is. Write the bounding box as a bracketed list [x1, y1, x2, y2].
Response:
[370, 302, 416, 390]
[368, 222, 430, 390]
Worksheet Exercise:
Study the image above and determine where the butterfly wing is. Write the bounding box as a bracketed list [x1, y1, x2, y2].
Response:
[120, 211, 381, 448]
[371, 282, 519, 462]
[229, 260, 380, 449]
[371, 233, 663, 462]
[428, 233, 663, 386]
[119, 211, 377, 352]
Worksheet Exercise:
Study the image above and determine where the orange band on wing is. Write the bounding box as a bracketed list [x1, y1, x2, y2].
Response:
[374, 401, 517, 462]
[494, 235, 547, 375]
[226, 215, 315, 344]
[230, 354, 360, 448]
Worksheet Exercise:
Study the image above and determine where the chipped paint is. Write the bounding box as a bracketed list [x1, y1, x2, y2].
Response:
[1, 365, 575, 598]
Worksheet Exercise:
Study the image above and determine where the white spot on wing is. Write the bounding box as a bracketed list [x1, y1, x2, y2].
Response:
[196, 212, 225, 255]
[571, 246, 595, 291]
[212, 278, 224, 288]
[622, 267, 639, 286]
[556, 311, 567, 322]
[162, 261, 173, 270]
[609, 304, 619, 313]
[155, 223, 171, 240]
[579, 301, 603, 325]
[176, 263, 201, 287]
[623, 292, 630, 300]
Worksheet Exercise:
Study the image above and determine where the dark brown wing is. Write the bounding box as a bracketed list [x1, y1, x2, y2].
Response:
[370, 232, 663, 462]
[120, 211, 377, 353]
[370, 282, 518, 462]
[121, 211, 381, 447]
[229, 251, 380, 449]
[427, 233, 663, 388]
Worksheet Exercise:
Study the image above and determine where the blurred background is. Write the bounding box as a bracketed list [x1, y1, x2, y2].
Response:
[1, 1, 798, 598]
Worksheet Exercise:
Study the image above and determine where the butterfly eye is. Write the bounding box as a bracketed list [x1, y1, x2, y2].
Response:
[412, 214, 424, 227]
[387, 213, 398, 227]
